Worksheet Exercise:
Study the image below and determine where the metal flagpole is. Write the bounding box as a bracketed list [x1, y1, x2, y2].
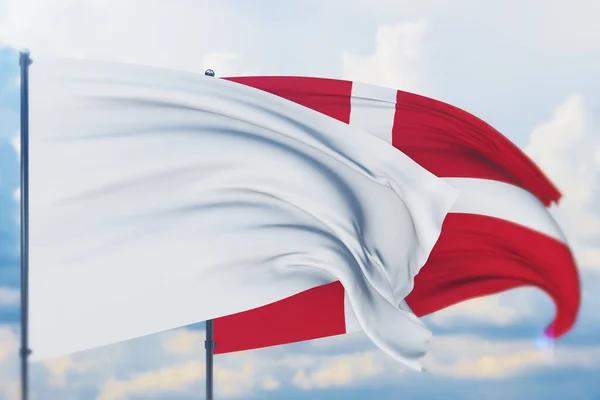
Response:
[205, 319, 215, 400]
[203, 68, 216, 400]
[18, 49, 32, 400]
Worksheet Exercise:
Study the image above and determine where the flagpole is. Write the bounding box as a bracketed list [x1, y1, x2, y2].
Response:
[203, 68, 216, 400]
[205, 319, 215, 400]
[19, 49, 32, 400]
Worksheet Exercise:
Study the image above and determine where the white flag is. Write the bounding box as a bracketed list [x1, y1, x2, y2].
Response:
[28, 58, 458, 368]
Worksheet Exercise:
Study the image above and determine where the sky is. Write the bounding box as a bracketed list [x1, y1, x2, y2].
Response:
[0, 0, 599, 398]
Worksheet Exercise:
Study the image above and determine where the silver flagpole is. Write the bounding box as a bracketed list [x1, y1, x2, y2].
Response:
[18, 49, 33, 400]
[203, 68, 216, 400]
[205, 319, 215, 400]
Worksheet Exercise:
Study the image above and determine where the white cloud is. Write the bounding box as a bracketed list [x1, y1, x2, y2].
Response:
[42, 355, 92, 388]
[0, 326, 17, 363]
[97, 360, 205, 400]
[0, 326, 19, 400]
[425, 334, 600, 379]
[161, 329, 203, 356]
[1, 323, 600, 398]
[261, 375, 280, 391]
[292, 351, 383, 390]
[289, 332, 600, 385]
[10, 133, 20, 155]
[429, 293, 534, 327]
[524, 93, 600, 271]
[0, 287, 19, 308]
[94, 354, 257, 399]
[214, 362, 255, 398]
[0, 0, 259, 74]
[350, 0, 600, 57]
[293, 328, 600, 383]
[579, 248, 600, 271]
[91, 329, 260, 399]
[342, 20, 434, 95]
[0, 0, 332, 78]
[0, 0, 432, 84]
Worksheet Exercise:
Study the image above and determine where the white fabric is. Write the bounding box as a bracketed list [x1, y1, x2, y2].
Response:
[349, 82, 397, 143]
[443, 178, 567, 243]
[28, 58, 458, 367]
[345, 81, 566, 243]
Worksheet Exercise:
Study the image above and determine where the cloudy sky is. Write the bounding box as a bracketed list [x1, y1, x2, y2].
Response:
[1, 0, 599, 398]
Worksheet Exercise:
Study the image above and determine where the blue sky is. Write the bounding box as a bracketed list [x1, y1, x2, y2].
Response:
[1, 0, 599, 398]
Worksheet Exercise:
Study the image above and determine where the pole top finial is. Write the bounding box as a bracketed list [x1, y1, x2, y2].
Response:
[205, 69, 215, 77]
[19, 49, 32, 66]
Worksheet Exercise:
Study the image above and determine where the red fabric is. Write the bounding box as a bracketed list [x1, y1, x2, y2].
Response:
[212, 76, 580, 354]
[392, 90, 560, 207]
[224, 76, 352, 124]
[407, 214, 579, 339]
[214, 281, 345, 354]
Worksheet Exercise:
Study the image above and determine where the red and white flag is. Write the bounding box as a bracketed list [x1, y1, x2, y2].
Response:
[213, 76, 581, 354]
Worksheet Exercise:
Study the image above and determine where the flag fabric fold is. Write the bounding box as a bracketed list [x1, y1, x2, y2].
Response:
[28, 58, 458, 367]
[213, 76, 580, 354]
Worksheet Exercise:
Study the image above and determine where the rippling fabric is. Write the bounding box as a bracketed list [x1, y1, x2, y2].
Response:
[28, 58, 458, 367]
[212, 76, 579, 355]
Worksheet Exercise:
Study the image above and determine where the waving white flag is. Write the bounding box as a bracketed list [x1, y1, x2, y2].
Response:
[28, 58, 457, 368]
